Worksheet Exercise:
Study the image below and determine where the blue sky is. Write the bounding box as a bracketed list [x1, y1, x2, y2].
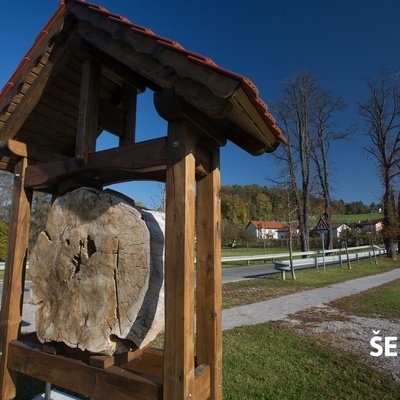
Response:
[1, 0, 400, 208]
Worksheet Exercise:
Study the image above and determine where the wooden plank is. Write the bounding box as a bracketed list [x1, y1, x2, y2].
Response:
[0, 139, 68, 163]
[196, 143, 223, 400]
[25, 137, 167, 189]
[193, 364, 211, 400]
[89, 344, 153, 369]
[75, 57, 101, 164]
[113, 345, 150, 366]
[164, 119, 196, 400]
[8, 340, 162, 400]
[122, 348, 164, 378]
[0, 157, 32, 399]
[89, 355, 115, 369]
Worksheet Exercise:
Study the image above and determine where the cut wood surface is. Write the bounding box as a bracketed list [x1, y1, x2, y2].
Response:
[29, 187, 165, 355]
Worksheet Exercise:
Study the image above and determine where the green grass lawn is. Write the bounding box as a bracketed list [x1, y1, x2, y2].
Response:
[331, 212, 382, 224]
[223, 322, 400, 400]
[331, 278, 400, 319]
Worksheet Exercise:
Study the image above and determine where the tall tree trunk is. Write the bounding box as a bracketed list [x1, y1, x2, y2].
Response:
[398, 192, 400, 256]
[383, 182, 398, 260]
[359, 71, 400, 260]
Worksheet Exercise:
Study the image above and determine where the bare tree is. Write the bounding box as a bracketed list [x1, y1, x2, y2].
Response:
[270, 180, 298, 279]
[273, 71, 317, 253]
[359, 70, 400, 260]
[309, 89, 351, 249]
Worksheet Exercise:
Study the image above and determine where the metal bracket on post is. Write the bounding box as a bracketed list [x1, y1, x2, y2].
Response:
[45, 382, 52, 400]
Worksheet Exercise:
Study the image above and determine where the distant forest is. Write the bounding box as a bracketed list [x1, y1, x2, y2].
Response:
[220, 184, 380, 245]
[221, 184, 378, 227]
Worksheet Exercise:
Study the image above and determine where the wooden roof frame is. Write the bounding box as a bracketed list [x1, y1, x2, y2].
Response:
[0, 0, 285, 175]
[0, 1, 285, 399]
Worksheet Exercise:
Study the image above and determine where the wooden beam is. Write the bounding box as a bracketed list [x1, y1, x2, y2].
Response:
[154, 88, 227, 147]
[0, 139, 68, 163]
[25, 137, 167, 189]
[164, 119, 197, 399]
[193, 364, 211, 400]
[0, 157, 32, 399]
[77, 37, 147, 93]
[196, 143, 223, 400]
[8, 340, 162, 400]
[75, 57, 101, 164]
[122, 348, 164, 378]
[119, 84, 137, 146]
[98, 100, 124, 137]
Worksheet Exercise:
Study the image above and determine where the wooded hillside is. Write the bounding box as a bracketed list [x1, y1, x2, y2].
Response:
[220, 184, 379, 245]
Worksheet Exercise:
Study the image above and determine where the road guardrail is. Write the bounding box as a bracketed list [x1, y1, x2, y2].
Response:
[220, 245, 383, 265]
[0, 245, 386, 271]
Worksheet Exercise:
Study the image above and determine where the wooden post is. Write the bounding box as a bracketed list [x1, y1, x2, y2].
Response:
[196, 143, 223, 400]
[0, 157, 32, 399]
[164, 119, 196, 400]
[119, 84, 137, 147]
[75, 57, 101, 164]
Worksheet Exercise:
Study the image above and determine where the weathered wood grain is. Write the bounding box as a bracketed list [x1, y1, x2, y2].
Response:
[30, 187, 165, 355]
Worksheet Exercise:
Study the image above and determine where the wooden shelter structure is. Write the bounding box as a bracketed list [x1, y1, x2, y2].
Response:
[0, 1, 285, 399]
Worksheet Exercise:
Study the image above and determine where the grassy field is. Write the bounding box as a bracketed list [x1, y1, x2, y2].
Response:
[331, 212, 382, 224]
[331, 278, 400, 319]
[223, 321, 400, 400]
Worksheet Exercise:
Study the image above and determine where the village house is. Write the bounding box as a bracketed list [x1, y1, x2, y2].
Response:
[311, 218, 351, 239]
[277, 225, 300, 239]
[353, 219, 383, 234]
[332, 223, 351, 238]
[246, 221, 284, 240]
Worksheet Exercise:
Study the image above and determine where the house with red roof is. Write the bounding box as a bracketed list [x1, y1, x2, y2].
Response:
[246, 220, 284, 240]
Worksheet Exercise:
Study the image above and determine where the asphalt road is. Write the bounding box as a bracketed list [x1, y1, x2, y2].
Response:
[221, 264, 277, 283]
